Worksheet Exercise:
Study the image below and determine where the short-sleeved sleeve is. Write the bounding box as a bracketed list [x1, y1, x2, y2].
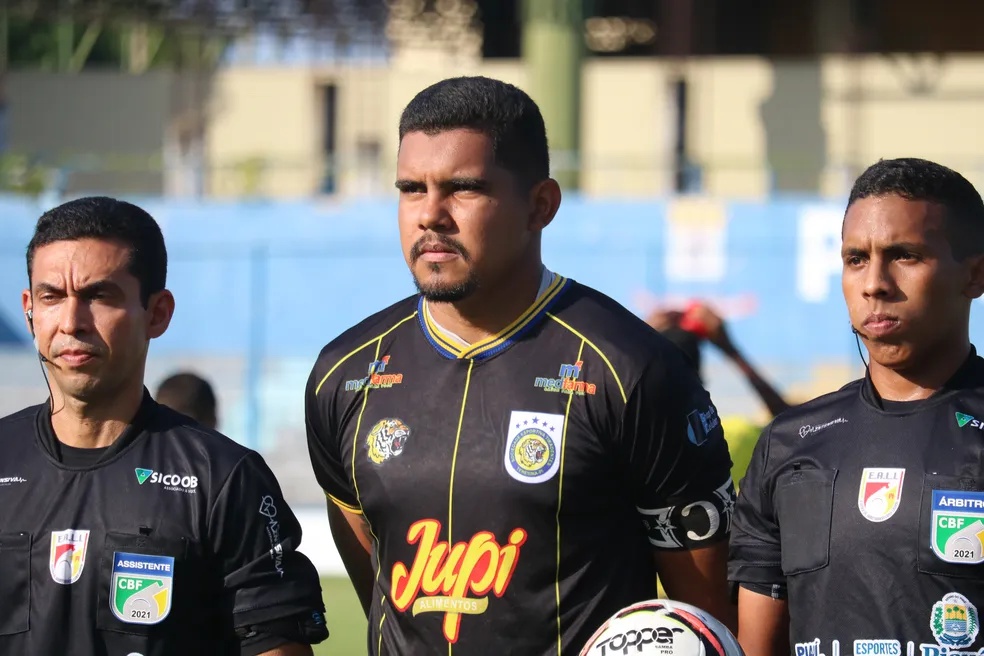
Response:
[728, 423, 786, 589]
[208, 452, 327, 634]
[619, 353, 736, 551]
[305, 363, 360, 512]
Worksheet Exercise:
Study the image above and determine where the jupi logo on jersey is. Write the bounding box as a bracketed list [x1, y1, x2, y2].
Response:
[504, 411, 564, 484]
[931, 490, 984, 565]
[111, 552, 174, 625]
[366, 418, 411, 465]
[533, 360, 597, 396]
[134, 468, 198, 493]
[390, 518, 527, 644]
[345, 355, 403, 392]
[930, 592, 979, 649]
[955, 412, 984, 430]
[858, 468, 905, 522]
[49, 529, 90, 585]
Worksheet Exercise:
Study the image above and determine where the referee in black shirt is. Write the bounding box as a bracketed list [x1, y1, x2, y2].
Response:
[306, 76, 736, 655]
[730, 158, 984, 656]
[0, 197, 328, 655]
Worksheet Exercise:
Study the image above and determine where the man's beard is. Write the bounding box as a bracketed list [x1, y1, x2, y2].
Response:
[412, 264, 479, 302]
[409, 234, 478, 302]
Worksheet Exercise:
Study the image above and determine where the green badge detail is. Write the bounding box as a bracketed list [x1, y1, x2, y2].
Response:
[956, 412, 975, 428]
[134, 468, 153, 485]
[110, 552, 174, 625]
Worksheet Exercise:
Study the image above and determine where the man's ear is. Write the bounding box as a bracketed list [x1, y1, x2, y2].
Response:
[527, 178, 562, 232]
[146, 289, 176, 339]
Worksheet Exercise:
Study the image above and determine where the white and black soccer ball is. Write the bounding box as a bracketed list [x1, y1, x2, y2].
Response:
[579, 599, 745, 656]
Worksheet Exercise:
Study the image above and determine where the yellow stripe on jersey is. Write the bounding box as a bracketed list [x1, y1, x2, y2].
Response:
[546, 313, 628, 404]
[420, 275, 569, 361]
[446, 358, 474, 656]
[326, 492, 363, 515]
[314, 312, 418, 396]
[556, 339, 585, 654]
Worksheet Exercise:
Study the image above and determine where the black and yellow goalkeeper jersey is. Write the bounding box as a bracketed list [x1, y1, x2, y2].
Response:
[306, 275, 735, 655]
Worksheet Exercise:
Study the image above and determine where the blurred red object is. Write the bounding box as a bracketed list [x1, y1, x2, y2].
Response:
[679, 302, 709, 339]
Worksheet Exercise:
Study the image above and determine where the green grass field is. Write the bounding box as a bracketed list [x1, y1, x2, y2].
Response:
[312, 421, 763, 655]
[317, 577, 368, 656]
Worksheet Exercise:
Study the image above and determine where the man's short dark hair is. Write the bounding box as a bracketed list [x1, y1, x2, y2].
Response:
[847, 157, 984, 259]
[155, 372, 218, 429]
[27, 196, 167, 307]
[398, 76, 550, 189]
[661, 327, 703, 381]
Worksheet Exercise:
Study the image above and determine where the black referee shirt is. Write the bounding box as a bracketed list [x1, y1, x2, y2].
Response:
[730, 348, 984, 656]
[0, 391, 327, 656]
[307, 276, 735, 655]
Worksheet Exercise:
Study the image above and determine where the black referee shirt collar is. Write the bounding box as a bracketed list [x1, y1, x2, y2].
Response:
[36, 388, 157, 469]
[860, 344, 983, 412]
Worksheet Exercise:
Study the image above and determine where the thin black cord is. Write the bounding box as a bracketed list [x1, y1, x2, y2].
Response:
[854, 331, 869, 370]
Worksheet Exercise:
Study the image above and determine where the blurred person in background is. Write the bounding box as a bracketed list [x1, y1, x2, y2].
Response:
[0, 196, 327, 655]
[730, 158, 984, 656]
[306, 75, 737, 655]
[647, 302, 791, 418]
[155, 371, 218, 430]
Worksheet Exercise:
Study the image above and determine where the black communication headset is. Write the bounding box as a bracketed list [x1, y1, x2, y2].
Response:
[26, 308, 48, 363]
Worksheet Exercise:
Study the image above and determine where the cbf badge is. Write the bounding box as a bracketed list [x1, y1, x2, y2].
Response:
[504, 411, 564, 484]
[858, 468, 905, 522]
[931, 490, 984, 564]
[110, 552, 174, 625]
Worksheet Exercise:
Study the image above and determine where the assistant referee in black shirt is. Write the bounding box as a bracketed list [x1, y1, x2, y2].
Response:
[730, 158, 984, 656]
[0, 197, 328, 655]
[306, 76, 737, 655]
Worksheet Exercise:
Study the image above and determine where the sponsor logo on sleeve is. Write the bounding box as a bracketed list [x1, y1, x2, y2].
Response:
[0, 476, 27, 487]
[390, 518, 527, 644]
[504, 411, 564, 484]
[686, 404, 720, 446]
[259, 495, 285, 577]
[49, 529, 90, 584]
[931, 490, 984, 564]
[110, 552, 174, 625]
[858, 468, 905, 522]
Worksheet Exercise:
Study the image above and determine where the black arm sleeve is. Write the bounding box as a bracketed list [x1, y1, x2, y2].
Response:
[305, 362, 361, 512]
[208, 451, 328, 643]
[619, 355, 737, 551]
[728, 423, 787, 592]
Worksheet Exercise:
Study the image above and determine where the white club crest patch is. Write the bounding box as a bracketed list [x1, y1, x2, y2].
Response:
[49, 529, 90, 585]
[858, 468, 905, 522]
[504, 411, 564, 484]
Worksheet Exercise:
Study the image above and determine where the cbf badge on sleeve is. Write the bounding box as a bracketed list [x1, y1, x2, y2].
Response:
[110, 552, 174, 625]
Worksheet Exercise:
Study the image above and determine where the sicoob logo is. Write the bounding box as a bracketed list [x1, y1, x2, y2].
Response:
[135, 468, 198, 493]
